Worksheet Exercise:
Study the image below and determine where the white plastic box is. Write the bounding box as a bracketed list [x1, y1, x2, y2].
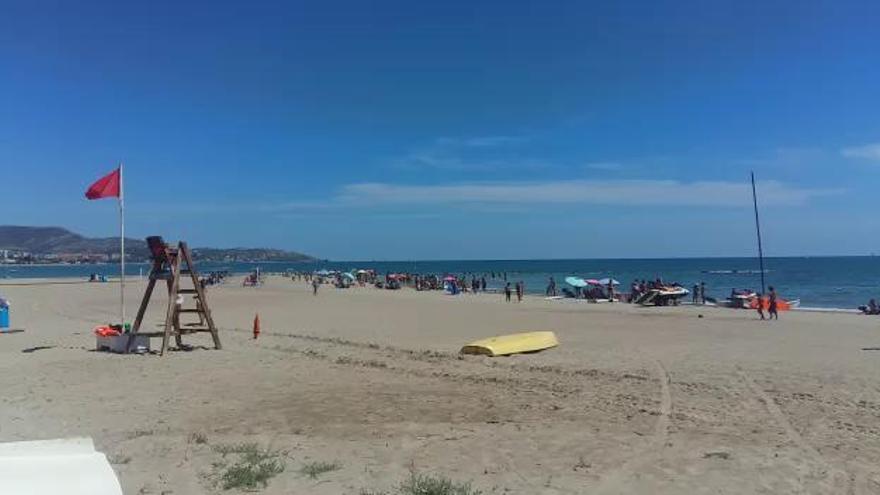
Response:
[95, 334, 150, 353]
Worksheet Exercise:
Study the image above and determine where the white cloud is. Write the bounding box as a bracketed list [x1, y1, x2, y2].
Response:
[584, 162, 623, 171]
[167, 179, 840, 216]
[393, 135, 535, 171]
[461, 136, 527, 147]
[436, 135, 528, 148]
[394, 152, 548, 172]
[396, 153, 492, 171]
[272, 179, 839, 211]
[841, 143, 880, 161]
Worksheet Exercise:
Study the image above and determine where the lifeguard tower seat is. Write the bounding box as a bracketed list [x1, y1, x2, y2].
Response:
[129, 236, 221, 355]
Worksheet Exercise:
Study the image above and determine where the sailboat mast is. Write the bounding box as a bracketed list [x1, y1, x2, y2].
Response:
[751, 171, 766, 294]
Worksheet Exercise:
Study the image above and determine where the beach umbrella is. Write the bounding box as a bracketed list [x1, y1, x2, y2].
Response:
[443, 275, 457, 281]
[343, 272, 356, 280]
[585, 279, 601, 285]
[598, 278, 620, 286]
[564, 276, 587, 288]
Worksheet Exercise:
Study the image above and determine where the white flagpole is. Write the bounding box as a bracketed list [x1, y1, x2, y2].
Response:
[119, 163, 125, 329]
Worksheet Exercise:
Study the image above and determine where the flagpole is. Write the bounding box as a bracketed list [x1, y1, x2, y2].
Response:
[751, 171, 766, 295]
[119, 163, 125, 329]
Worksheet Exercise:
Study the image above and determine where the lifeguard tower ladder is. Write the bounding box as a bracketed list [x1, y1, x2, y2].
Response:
[129, 236, 221, 355]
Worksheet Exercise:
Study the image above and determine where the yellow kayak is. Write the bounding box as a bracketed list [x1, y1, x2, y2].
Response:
[460, 331, 558, 357]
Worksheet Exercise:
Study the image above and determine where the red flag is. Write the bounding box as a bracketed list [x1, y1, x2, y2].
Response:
[85, 168, 121, 200]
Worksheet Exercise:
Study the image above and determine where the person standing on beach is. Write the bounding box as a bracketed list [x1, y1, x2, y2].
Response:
[699, 281, 706, 304]
[480, 276, 487, 292]
[546, 276, 557, 297]
[516, 281, 524, 302]
[756, 293, 766, 320]
[768, 286, 779, 320]
[504, 282, 512, 302]
[693, 284, 700, 304]
[630, 280, 640, 303]
[312, 277, 320, 296]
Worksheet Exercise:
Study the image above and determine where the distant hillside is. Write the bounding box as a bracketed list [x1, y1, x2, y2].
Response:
[189, 247, 314, 263]
[0, 226, 145, 256]
[0, 226, 315, 262]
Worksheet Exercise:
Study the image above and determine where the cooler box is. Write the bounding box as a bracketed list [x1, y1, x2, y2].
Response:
[0, 307, 8, 329]
[95, 334, 150, 353]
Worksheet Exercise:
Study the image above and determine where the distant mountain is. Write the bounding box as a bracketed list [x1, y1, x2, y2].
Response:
[189, 247, 315, 263]
[0, 226, 142, 255]
[0, 226, 315, 262]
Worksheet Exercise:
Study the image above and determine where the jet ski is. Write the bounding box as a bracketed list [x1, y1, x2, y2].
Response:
[634, 285, 690, 306]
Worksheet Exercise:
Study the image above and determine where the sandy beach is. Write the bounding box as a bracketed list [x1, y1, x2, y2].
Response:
[1, 276, 879, 494]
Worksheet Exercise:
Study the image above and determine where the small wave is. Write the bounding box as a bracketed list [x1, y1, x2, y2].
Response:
[793, 306, 860, 314]
[701, 269, 769, 275]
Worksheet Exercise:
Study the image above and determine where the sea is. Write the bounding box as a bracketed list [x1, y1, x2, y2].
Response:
[1, 257, 878, 310]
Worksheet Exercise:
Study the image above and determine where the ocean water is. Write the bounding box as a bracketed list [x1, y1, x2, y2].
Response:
[2, 257, 878, 310]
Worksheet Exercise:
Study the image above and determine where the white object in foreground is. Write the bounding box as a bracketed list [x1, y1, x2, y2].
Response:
[0, 437, 123, 495]
[96, 334, 151, 353]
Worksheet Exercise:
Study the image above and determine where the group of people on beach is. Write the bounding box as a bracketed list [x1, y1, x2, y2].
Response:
[291, 268, 788, 320]
[858, 298, 879, 315]
[290, 272, 316, 282]
[629, 278, 687, 302]
[504, 281, 525, 302]
[691, 281, 708, 304]
[756, 286, 780, 320]
[470, 276, 488, 293]
[199, 271, 228, 288]
[295, 269, 513, 295]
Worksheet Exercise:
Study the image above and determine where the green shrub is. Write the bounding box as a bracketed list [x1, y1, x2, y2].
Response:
[300, 460, 342, 479]
[400, 473, 482, 495]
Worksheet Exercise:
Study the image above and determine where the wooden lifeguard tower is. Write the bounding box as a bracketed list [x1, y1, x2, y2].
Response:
[129, 236, 221, 355]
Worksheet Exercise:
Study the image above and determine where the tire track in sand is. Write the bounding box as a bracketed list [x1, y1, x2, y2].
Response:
[652, 360, 672, 440]
[592, 359, 672, 494]
[248, 329, 667, 493]
[736, 366, 859, 494]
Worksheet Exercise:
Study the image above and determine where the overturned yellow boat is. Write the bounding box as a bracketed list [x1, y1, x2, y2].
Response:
[460, 331, 559, 357]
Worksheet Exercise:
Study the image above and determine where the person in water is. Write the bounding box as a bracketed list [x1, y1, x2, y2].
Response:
[768, 286, 779, 320]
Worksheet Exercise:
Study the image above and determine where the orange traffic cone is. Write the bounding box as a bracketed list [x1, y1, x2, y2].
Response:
[253, 313, 261, 339]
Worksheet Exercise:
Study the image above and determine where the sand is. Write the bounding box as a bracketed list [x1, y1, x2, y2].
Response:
[0, 276, 879, 494]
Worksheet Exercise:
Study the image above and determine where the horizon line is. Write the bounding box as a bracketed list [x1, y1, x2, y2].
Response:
[314, 253, 877, 263]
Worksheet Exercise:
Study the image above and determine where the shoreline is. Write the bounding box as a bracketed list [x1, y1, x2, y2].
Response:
[0, 275, 871, 314]
[4, 257, 877, 311]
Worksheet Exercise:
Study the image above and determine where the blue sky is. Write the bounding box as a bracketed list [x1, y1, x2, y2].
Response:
[2, 0, 880, 260]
